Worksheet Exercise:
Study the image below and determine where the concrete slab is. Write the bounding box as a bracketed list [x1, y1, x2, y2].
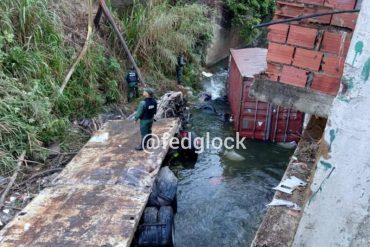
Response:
[0, 118, 180, 247]
[250, 76, 335, 118]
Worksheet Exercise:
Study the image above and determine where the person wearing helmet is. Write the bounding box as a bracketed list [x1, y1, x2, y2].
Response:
[126, 67, 139, 102]
[134, 88, 157, 151]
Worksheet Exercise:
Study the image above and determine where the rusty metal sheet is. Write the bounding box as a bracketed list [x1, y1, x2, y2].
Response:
[0, 118, 180, 247]
[0, 185, 147, 247]
[53, 119, 179, 187]
[230, 48, 267, 79]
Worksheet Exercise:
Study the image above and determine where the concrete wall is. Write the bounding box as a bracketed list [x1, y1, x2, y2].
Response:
[293, 1, 370, 246]
[205, 22, 245, 67]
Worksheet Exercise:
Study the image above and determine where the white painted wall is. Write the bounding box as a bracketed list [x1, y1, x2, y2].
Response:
[293, 1, 370, 246]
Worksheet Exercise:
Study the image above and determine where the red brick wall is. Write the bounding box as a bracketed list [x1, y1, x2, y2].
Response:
[265, 0, 358, 96]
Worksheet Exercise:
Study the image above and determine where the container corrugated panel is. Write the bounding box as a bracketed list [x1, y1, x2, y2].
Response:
[228, 55, 243, 132]
[228, 48, 304, 143]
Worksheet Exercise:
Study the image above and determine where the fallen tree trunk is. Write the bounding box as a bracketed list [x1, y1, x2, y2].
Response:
[0, 151, 26, 209]
[59, 0, 93, 94]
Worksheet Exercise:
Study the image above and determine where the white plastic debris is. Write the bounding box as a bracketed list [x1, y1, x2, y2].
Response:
[24, 223, 31, 232]
[202, 71, 213, 77]
[90, 132, 109, 143]
[277, 141, 297, 149]
[2, 209, 10, 214]
[9, 196, 16, 202]
[267, 199, 301, 211]
[0, 220, 3, 226]
[223, 150, 245, 161]
[273, 176, 307, 194]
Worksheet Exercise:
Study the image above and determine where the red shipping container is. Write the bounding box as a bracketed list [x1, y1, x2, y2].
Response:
[228, 48, 304, 143]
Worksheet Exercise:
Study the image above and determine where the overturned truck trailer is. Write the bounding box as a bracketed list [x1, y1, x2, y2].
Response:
[227, 48, 304, 143]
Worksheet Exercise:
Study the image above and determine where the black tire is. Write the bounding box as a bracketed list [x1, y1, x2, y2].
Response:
[143, 207, 158, 224]
[158, 206, 175, 247]
[136, 225, 161, 247]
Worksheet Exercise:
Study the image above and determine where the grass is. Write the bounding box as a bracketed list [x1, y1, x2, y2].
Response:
[0, 0, 213, 174]
[0, 0, 122, 174]
[116, 0, 213, 88]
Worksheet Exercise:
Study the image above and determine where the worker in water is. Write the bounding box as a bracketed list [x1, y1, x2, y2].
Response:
[134, 88, 158, 151]
[126, 67, 139, 102]
[176, 52, 186, 84]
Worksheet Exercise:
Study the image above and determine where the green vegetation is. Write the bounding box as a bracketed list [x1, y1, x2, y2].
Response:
[117, 0, 213, 88]
[0, 0, 121, 173]
[224, 0, 275, 43]
[0, 0, 213, 173]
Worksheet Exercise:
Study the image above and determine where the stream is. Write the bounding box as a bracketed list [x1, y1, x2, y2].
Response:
[171, 69, 293, 246]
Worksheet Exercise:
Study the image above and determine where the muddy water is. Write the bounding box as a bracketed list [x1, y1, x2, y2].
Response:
[172, 70, 293, 246]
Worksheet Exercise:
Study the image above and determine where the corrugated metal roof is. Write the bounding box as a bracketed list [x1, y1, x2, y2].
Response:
[230, 48, 267, 78]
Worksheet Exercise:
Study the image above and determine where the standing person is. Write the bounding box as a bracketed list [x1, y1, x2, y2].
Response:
[134, 88, 157, 151]
[176, 52, 186, 84]
[126, 67, 139, 102]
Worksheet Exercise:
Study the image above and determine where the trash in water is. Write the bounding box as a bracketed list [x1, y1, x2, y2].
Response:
[223, 150, 245, 161]
[199, 93, 212, 102]
[208, 176, 225, 186]
[273, 176, 307, 194]
[277, 141, 297, 149]
[202, 71, 213, 77]
[267, 199, 301, 211]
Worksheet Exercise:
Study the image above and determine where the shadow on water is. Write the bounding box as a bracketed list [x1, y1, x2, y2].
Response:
[170, 70, 293, 246]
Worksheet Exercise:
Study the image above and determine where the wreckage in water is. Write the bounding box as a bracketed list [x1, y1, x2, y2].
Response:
[228, 48, 304, 142]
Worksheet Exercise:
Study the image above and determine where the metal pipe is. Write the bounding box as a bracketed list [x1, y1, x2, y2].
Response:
[98, 0, 146, 86]
[273, 106, 280, 142]
[252, 101, 258, 139]
[283, 109, 291, 143]
[253, 9, 359, 28]
[265, 103, 273, 141]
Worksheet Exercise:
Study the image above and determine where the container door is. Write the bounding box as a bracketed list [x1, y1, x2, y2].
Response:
[238, 79, 270, 140]
[269, 107, 304, 143]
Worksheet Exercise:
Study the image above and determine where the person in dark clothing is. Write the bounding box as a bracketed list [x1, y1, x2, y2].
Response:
[134, 88, 157, 151]
[126, 67, 139, 102]
[176, 52, 186, 84]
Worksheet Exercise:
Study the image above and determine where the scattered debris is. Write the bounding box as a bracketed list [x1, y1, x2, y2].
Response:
[277, 141, 297, 149]
[223, 150, 245, 161]
[202, 71, 213, 77]
[90, 132, 109, 143]
[273, 176, 307, 194]
[267, 199, 301, 211]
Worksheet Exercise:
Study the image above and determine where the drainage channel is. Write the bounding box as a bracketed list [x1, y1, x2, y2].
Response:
[170, 70, 294, 246]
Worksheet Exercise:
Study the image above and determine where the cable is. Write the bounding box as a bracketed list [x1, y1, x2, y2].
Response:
[253, 9, 360, 28]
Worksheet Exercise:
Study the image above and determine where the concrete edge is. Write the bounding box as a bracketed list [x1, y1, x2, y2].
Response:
[251, 116, 327, 247]
[250, 76, 335, 118]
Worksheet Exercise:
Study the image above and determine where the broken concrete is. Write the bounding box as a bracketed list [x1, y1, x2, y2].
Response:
[250, 76, 335, 118]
